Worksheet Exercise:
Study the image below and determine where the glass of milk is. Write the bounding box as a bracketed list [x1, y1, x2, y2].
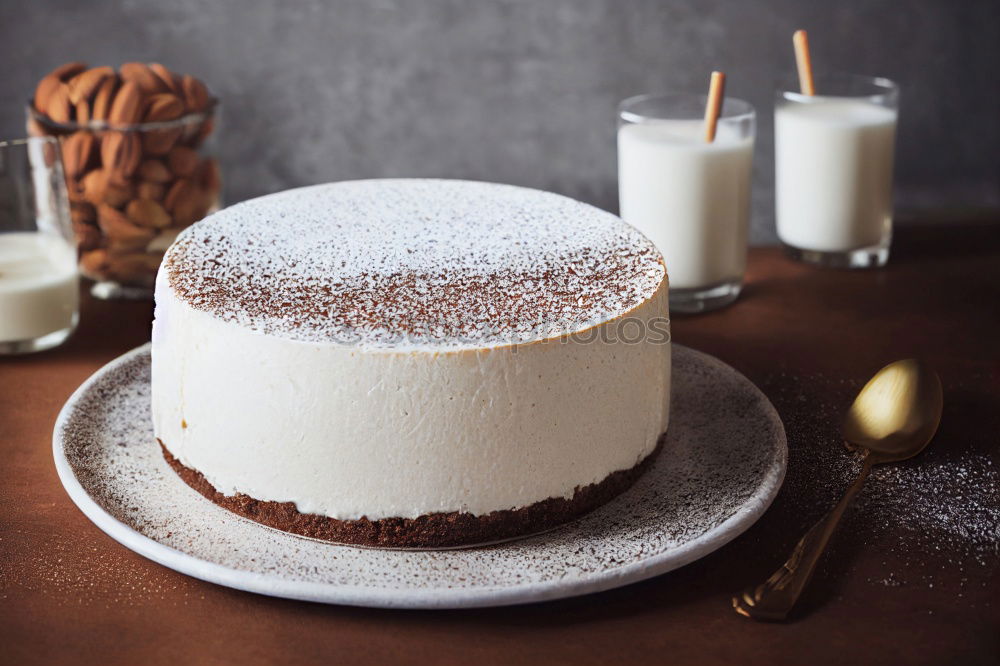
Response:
[775, 73, 899, 268]
[0, 137, 79, 354]
[618, 94, 755, 313]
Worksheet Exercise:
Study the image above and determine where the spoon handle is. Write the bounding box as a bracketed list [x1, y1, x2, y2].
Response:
[732, 458, 873, 621]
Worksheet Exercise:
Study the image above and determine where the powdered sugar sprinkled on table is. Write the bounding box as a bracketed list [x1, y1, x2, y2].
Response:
[765, 369, 999, 597]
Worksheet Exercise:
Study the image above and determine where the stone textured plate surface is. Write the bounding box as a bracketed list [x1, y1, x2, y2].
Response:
[53, 344, 786, 609]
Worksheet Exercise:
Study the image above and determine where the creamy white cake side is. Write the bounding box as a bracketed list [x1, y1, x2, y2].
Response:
[151, 277, 670, 520]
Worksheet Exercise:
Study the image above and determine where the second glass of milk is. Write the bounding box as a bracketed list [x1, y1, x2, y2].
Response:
[775, 74, 899, 268]
[0, 137, 79, 354]
[618, 94, 755, 313]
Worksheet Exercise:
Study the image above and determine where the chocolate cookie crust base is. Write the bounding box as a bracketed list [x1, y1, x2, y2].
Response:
[159, 437, 665, 549]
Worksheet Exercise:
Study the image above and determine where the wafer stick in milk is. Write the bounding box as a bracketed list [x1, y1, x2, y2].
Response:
[793, 29, 816, 95]
[703, 71, 726, 142]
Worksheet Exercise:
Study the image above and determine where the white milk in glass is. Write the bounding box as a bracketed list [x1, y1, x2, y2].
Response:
[618, 120, 753, 290]
[775, 98, 896, 252]
[0, 232, 78, 343]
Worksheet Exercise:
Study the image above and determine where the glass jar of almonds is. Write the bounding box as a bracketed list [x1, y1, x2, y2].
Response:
[28, 61, 222, 299]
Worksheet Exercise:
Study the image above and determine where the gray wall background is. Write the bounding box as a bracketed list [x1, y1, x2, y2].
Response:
[3, 0, 998, 244]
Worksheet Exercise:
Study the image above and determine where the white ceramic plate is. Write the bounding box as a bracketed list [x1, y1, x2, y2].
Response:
[53, 343, 785, 609]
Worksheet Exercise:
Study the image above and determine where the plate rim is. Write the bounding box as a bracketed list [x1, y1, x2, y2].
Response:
[53, 342, 786, 609]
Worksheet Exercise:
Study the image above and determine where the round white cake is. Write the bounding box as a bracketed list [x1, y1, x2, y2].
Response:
[151, 179, 670, 547]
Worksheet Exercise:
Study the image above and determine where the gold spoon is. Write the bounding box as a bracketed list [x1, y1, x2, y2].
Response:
[733, 359, 943, 621]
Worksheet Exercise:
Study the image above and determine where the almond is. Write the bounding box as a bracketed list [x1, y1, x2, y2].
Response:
[79, 248, 110, 278]
[100, 131, 142, 179]
[150, 63, 180, 93]
[80, 169, 109, 206]
[138, 160, 172, 183]
[142, 128, 182, 156]
[181, 75, 209, 112]
[137, 181, 166, 201]
[91, 77, 119, 122]
[166, 179, 212, 226]
[108, 81, 144, 126]
[49, 62, 88, 82]
[126, 198, 172, 229]
[197, 157, 222, 193]
[141, 93, 186, 154]
[75, 100, 91, 124]
[61, 131, 96, 177]
[45, 83, 74, 124]
[120, 62, 166, 95]
[144, 93, 185, 122]
[84, 167, 132, 206]
[166, 145, 199, 177]
[97, 204, 154, 249]
[36, 63, 88, 113]
[33, 75, 62, 116]
[68, 66, 115, 105]
[105, 181, 133, 208]
[164, 178, 196, 214]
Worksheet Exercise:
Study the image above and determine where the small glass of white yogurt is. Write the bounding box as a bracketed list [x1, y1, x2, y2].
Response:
[0, 137, 79, 354]
[618, 93, 755, 313]
[775, 73, 899, 268]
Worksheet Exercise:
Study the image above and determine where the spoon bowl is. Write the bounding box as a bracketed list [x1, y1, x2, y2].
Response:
[842, 359, 944, 463]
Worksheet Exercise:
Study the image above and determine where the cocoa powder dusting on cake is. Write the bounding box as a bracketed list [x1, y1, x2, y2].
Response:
[163, 179, 665, 348]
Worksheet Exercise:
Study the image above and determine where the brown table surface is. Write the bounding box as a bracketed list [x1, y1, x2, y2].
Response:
[2, 220, 998, 665]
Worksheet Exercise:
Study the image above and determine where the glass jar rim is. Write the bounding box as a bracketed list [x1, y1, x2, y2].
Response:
[0, 135, 59, 149]
[26, 97, 219, 132]
[777, 72, 898, 104]
[619, 92, 755, 123]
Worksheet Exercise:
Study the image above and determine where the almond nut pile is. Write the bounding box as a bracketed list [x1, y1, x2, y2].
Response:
[30, 61, 221, 288]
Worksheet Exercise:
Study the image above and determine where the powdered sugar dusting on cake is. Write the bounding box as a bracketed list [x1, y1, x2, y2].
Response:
[163, 180, 665, 347]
